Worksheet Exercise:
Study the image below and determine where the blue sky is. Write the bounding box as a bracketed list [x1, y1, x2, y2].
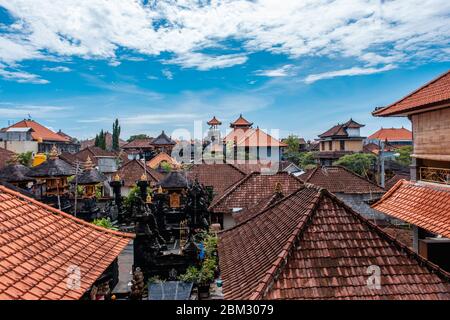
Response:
[0, 1, 449, 141]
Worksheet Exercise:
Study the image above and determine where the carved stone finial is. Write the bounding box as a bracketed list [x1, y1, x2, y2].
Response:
[49, 145, 59, 160]
[274, 182, 283, 194]
[140, 173, 147, 181]
[114, 173, 121, 182]
[84, 156, 94, 171]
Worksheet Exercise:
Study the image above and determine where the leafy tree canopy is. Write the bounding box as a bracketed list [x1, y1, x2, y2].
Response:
[127, 134, 151, 142]
[334, 153, 376, 178]
[394, 145, 413, 166]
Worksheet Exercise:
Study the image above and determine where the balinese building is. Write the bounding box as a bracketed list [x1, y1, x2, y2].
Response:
[121, 137, 155, 161]
[367, 127, 413, 147]
[300, 166, 386, 221]
[316, 119, 365, 166]
[0, 119, 80, 154]
[0, 184, 134, 299]
[209, 171, 303, 229]
[223, 114, 287, 162]
[218, 184, 450, 300]
[115, 159, 164, 196]
[0, 160, 34, 189]
[150, 131, 176, 155]
[70, 146, 128, 175]
[187, 163, 247, 200]
[372, 69, 450, 271]
[146, 152, 179, 171]
[28, 146, 74, 208]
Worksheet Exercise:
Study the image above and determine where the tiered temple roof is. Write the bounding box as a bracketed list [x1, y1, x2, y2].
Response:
[28, 147, 74, 178]
[150, 131, 176, 146]
[218, 185, 450, 300]
[0, 162, 34, 183]
[229, 114, 253, 128]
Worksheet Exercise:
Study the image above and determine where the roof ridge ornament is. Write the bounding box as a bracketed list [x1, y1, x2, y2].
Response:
[49, 145, 59, 160]
[84, 156, 94, 171]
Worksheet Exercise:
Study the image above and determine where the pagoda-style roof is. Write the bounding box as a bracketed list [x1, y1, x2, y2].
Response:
[151, 131, 176, 146]
[0, 148, 15, 169]
[0, 163, 34, 183]
[75, 157, 107, 185]
[158, 171, 190, 189]
[230, 114, 253, 128]
[207, 116, 222, 126]
[28, 146, 74, 178]
[318, 118, 365, 138]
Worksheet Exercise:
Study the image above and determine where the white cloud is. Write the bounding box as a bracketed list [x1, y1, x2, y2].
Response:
[0, 0, 448, 76]
[0, 103, 68, 117]
[0, 63, 49, 84]
[166, 52, 248, 70]
[161, 68, 173, 80]
[255, 64, 295, 77]
[42, 66, 71, 72]
[304, 64, 397, 84]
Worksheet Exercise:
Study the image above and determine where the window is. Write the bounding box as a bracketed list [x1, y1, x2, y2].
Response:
[328, 141, 332, 150]
[340, 140, 345, 151]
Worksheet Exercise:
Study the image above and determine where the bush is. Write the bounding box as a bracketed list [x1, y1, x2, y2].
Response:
[395, 145, 413, 166]
[334, 153, 376, 178]
[92, 218, 118, 230]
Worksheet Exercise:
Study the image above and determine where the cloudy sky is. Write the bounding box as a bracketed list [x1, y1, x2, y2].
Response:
[0, 0, 449, 140]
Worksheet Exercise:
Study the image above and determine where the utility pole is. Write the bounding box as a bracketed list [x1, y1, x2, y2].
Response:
[379, 140, 385, 188]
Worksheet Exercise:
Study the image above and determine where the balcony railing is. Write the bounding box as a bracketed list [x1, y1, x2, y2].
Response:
[419, 167, 450, 185]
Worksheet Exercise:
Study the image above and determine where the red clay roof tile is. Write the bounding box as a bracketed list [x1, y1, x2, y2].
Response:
[6, 120, 69, 142]
[303, 166, 385, 194]
[187, 163, 246, 198]
[373, 70, 450, 116]
[372, 180, 450, 238]
[209, 171, 304, 213]
[0, 185, 134, 300]
[218, 185, 450, 300]
[368, 127, 412, 141]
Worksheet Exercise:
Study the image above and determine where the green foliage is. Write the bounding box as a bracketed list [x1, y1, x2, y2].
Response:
[285, 150, 317, 168]
[95, 129, 107, 150]
[334, 153, 376, 178]
[112, 118, 121, 151]
[127, 134, 150, 142]
[148, 275, 164, 283]
[92, 218, 117, 230]
[160, 161, 172, 173]
[17, 151, 33, 167]
[395, 145, 413, 166]
[284, 134, 300, 154]
[179, 233, 218, 285]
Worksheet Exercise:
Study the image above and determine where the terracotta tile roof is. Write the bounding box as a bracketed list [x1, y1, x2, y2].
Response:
[319, 118, 365, 138]
[56, 130, 74, 141]
[224, 128, 287, 148]
[232, 191, 283, 224]
[6, 120, 69, 142]
[207, 116, 222, 126]
[116, 159, 164, 187]
[385, 173, 410, 190]
[146, 152, 178, 169]
[0, 148, 15, 169]
[230, 114, 253, 128]
[121, 138, 154, 149]
[209, 171, 303, 213]
[218, 185, 450, 300]
[368, 127, 412, 141]
[373, 70, 450, 116]
[0, 185, 134, 300]
[151, 131, 176, 146]
[372, 180, 450, 238]
[187, 163, 246, 198]
[303, 166, 385, 194]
